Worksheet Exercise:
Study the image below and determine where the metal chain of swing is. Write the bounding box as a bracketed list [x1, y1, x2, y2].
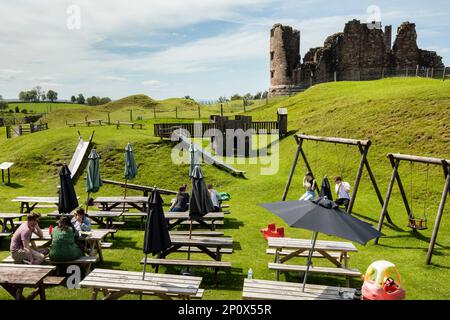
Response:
[409, 161, 429, 227]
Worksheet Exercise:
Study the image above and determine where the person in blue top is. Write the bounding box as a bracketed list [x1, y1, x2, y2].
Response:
[71, 208, 91, 232]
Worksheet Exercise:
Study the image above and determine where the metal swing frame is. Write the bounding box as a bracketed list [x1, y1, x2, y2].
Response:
[282, 133, 390, 222]
[375, 153, 450, 265]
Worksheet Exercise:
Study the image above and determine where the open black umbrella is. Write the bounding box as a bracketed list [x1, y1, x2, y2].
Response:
[142, 188, 171, 279]
[58, 164, 79, 214]
[260, 197, 382, 290]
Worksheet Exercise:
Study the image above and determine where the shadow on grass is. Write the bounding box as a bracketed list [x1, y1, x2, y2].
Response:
[154, 265, 246, 291]
[352, 211, 404, 232]
[2, 182, 24, 189]
[376, 232, 450, 250]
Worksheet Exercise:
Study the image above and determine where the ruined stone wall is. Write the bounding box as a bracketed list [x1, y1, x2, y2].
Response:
[392, 22, 420, 71]
[269, 24, 303, 96]
[270, 20, 445, 95]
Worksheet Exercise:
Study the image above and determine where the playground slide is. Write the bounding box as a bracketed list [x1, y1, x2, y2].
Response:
[68, 131, 94, 179]
[175, 133, 245, 176]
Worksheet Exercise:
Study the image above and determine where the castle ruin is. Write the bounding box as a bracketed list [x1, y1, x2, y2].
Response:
[269, 20, 444, 96]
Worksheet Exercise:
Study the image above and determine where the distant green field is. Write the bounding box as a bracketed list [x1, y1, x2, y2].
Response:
[5, 102, 84, 114]
[0, 78, 450, 300]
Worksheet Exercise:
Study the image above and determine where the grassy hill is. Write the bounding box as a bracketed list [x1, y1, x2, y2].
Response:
[0, 78, 449, 299]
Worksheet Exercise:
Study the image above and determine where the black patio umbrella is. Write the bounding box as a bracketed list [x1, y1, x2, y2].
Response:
[189, 165, 215, 220]
[187, 165, 215, 261]
[259, 197, 382, 290]
[142, 188, 172, 279]
[58, 164, 79, 214]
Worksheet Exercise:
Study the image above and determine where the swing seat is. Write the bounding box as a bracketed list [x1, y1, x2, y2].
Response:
[408, 217, 428, 230]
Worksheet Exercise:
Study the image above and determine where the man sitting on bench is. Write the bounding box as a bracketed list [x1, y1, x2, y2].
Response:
[334, 176, 351, 212]
[10, 213, 48, 265]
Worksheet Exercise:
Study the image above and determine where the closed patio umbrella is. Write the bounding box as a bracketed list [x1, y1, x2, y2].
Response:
[187, 165, 214, 261]
[58, 164, 79, 214]
[142, 188, 171, 279]
[123, 143, 138, 212]
[85, 149, 102, 214]
[259, 197, 382, 291]
[189, 143, 196, 178]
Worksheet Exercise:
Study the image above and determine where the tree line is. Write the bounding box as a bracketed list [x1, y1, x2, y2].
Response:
[217, 91, 268, 103]
[10, 86, 112, 106]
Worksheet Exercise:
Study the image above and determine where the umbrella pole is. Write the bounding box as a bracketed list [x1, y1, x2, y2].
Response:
[123, 179, 128, 213]
[85, 192, 91, 215]
[140, 253, 148, 300]
[186, 220, 193, 273]
[302, 231, 318, 292]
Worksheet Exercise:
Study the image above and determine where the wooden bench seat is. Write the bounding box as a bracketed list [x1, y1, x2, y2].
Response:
[179, 220, 224, 226]
[43, 276, 65, 287]
[243, 279, 356, 300]
[116, 121, 144, 129]
[266, 249, 345, 260]
[141, 258, 231, 283]
[268, 262, 361, 286]
[175, 246, 232, 254]
[101, 242, 113, 249]
[2, 255, 97, 265]
[169, 231, 225, 237]
[0, 232, 12, 238]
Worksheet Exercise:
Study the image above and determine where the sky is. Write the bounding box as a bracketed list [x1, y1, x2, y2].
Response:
[0, 0, 449, 100]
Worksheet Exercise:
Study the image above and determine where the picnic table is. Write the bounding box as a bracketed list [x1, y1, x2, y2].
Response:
[0, 264, 56, 300]
[93, 196, 149, 212]
[242, 279, 356, 300]
[80, 268, 202, 300]
[267, 237, 361, 286]
[164, 211, 224, 231]
[0, 162, 14, 184]
[48, 211, 123, 229]
[0, 213, 26, 232]
[31, 228, 112, 262]
[11, 196, 78, 213]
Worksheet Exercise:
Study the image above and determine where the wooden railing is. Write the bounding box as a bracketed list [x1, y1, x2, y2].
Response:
[154, 123, 216, 138]
[5, 122, 49, 139]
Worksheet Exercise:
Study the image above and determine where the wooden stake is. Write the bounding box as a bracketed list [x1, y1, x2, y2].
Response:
[426, 168, 450, 264]
[375, 158, 400, 244]
[347, 143, 367, 214]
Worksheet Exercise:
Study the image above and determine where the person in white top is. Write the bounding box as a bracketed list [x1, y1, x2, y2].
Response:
[208, 184, 221, 212]
[334, 176, 351, 211]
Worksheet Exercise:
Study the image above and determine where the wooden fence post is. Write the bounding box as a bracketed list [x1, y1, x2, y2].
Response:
[443, 67, 446, 81]
[431, 68, 434, 79]
[153, 106, 156, 119]
[334, 71, 337, 82]
[198, 105, 201, 119]
[416, 65, 419, 77]
[107, 112, 111, 125]
[220, 104, 223, 117]
[130, 109, 133, 122]
[176, 106, 178, 119]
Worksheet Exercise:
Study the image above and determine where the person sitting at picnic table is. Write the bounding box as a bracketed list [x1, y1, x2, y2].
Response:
[208, 184, 221, 212]
[169, 185, 190, 212]
[299, 172, 316, 201]
[71, 208, 91, 232]
[10, 213, 47, 265]
[49, 217, 83, 262]
[334, 176, 351, 211]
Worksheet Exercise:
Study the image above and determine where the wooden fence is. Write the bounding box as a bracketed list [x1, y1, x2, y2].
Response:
[6, 122, 49, 139]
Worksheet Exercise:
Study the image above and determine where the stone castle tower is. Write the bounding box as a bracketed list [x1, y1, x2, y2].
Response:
[269, 20, 444, 96]
[269, 24, 303, 96]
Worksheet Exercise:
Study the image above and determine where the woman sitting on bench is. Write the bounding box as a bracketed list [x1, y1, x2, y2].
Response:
[49, 217, 83, 262]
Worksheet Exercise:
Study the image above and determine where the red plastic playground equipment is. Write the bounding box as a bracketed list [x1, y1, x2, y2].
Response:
[260, 223, 285, 240]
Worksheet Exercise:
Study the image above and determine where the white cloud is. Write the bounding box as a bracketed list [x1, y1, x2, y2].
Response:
[99, 76, 128, 82]
[141, 80, 167, 88]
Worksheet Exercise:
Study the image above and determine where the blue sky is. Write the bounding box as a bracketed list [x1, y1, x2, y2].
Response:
[0, 0, 449, 100]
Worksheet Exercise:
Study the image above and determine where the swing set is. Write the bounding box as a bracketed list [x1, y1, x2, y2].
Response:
[376, 153, 450, 265]
[282, 133, 392, 222]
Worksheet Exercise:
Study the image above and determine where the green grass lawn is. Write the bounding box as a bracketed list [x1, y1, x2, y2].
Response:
[0, 78, 450, 300]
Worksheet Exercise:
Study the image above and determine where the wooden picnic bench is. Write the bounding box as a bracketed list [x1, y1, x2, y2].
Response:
[165, 211, 224, 231]
[169, 230, 225, 237]
[0, 264, 57, 300]
[0, 213, 26, 232]
[93, 196, 149, 213]
[0, 162, 14, 184]
[48, 211, 123, 230]
[242, 279, 357, 300]
[116, 121, 144, 129]
[11, 196, 80, 213]
[29, 228, 112, 263]
[2, 255, 98, 276]
[67, 119, 103, 127]
[80, 268, 202, 300]
[267, 237, 360, 286]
